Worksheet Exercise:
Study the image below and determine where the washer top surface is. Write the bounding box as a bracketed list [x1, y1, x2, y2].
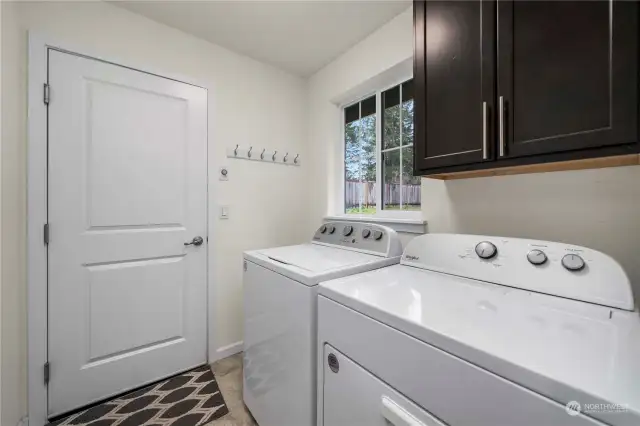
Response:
[319, 234, 640, 423]
[244, 221, 403, 286]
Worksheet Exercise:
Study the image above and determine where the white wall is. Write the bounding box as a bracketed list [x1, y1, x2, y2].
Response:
[307, 7, 414, 228]
[1, 3, 21, 424]
[308, 4, 640, 304]
[1, 1, 308, 424]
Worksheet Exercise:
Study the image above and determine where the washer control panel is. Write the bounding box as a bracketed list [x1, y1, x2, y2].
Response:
[401, 234, 634, 311]
[313, 222, 402, 257]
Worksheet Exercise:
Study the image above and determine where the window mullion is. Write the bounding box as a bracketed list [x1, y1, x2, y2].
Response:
[399, 83, 403, 210]
[380, 146, 404, 153]
[358, 101, 363, 213]
[375, 91, 382, 215]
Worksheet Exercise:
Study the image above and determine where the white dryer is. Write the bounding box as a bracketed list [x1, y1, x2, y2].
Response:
[243, 221, 402, 426]
[318, 234, 640, 426]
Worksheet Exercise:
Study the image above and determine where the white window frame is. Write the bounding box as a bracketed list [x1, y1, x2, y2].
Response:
[339, 77, 422, 222]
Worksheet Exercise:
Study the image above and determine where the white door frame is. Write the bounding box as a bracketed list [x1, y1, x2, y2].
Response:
[27, 32, 214, 426]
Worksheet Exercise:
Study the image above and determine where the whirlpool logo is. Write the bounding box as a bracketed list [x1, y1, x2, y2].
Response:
[405, 255, 420, 261]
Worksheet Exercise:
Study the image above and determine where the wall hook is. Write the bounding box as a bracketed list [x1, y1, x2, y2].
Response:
[234, 144, 239, 156]
[272, 151, 277, 161]
[284, 153, 289, 162]
[261, 148, 266, 160]
[294, 154, 299, 164]
[248, 146, 253, 158]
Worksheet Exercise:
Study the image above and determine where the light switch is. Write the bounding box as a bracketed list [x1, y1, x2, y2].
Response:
[220, 205, 229, 219]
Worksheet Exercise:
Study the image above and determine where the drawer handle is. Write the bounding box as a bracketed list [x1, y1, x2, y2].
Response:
[381, 396, 428, 426]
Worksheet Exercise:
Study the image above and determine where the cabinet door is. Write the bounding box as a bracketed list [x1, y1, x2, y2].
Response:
[414, 0, 495, 171]
[497, 0, 638, 158]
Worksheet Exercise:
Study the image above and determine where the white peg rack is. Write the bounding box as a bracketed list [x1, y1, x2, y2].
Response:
[226, 145, 301, 166]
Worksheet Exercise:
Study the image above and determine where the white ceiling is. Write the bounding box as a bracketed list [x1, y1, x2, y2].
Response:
[113, 1, 411, 77]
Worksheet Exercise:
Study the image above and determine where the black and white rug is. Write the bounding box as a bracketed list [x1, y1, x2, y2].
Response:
[48, 365, 229, 426]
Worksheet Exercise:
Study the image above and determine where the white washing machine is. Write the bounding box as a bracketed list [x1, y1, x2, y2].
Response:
[243, 221, 403, 426]
[318, 234, 640, 426]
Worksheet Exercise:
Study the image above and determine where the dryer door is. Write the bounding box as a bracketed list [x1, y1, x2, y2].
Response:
[322, 344, 446, 426]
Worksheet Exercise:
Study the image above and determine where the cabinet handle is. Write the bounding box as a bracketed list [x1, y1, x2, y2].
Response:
[499, 96, 505, 157]
[482, 102, 488, 160]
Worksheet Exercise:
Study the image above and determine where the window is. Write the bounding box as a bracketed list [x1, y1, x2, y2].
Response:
[344, 79, 420, 215]
[344, 96, 377, 214]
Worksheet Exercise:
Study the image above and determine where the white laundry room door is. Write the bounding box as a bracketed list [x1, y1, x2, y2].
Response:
[47, 49, 208, 417]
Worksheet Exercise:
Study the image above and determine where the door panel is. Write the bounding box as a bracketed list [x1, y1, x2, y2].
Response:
[86, 79, 188, 227]
[498, 0, 638, 158]
[48, 49, 207, 417]
[414, 0, 495, 171]
[87, 257, 186, 360]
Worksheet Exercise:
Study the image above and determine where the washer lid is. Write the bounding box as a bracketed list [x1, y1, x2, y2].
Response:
[253, 243, 386, 273]
[320, 265, 640, 422]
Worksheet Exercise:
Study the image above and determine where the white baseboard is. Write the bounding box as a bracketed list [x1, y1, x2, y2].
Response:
[213, 341, 243, 362]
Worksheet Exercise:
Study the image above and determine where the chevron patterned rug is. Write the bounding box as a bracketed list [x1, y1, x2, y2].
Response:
[48, 365, 229, 426]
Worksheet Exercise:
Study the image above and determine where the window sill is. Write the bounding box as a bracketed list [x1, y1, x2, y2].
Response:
[324, 215, 427, 234]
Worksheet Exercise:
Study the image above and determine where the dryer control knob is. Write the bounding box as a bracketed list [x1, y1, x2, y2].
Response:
[475, 241, 497, 259]
[527, 249, 547, 265]
[327, 225, 336, 234]
[373, 230, 383, 241]
[562, 254, 585, 271]
[343, 226, 353, 236]
[319, 225, 327, 234]
[362, 229, 371, 239]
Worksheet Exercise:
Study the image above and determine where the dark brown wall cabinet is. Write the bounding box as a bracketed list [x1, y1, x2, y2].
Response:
[414, 0, 639, 177]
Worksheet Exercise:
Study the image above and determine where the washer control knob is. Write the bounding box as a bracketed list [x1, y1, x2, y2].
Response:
[373, 230, 384, 241]
[362, 229, 371, 239]
[527, 249, 547, 265]
[343, 226, 354, 236]
[562, 254, 585, 271]
[319, 225, 327, 234]
[327, 225, 336, 234]
[475, 241, 497, 259]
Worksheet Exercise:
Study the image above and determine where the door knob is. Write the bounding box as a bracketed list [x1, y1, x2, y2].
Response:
[184, 236, 204, 246]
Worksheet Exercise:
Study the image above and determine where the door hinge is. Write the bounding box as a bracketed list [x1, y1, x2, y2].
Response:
[43, 83, 50, 105]
[44, 362, 50, 385]
[44, 223, 50, 245]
